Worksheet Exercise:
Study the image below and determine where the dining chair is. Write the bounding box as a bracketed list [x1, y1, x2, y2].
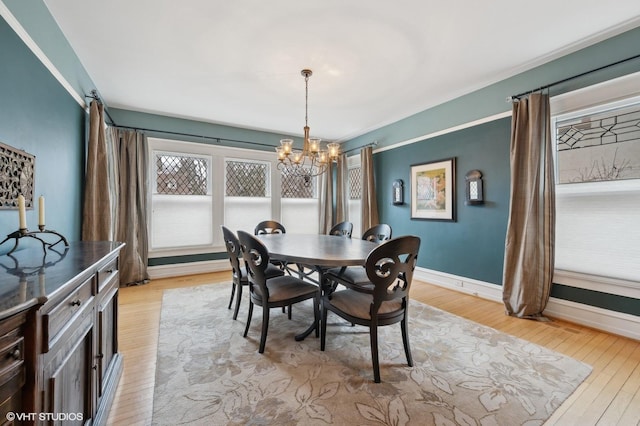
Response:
[221, 226, 284, 320]
[254, 220, 289, 270]
[254, 220, 293, 316]
[254, 220, 286, 235]
[361, 223, 392, 243]
[325, 224, 393, 289]
[321, 235, 421, 383]
[237, 230, 320, 354]
[329, 221, 353, 238]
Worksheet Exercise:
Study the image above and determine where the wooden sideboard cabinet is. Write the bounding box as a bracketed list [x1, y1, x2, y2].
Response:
[0, 241, 124, 425]
[0, 309, 28, 425]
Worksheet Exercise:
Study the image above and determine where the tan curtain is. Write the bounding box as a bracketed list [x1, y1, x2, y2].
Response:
[335, 154, 348, 224]
[361, 146, 379, 231]
[113, 130, 150, 286]
[502, 93, 555, 320]
[81, 101, 111, 241]
[318, 162, 334, 234]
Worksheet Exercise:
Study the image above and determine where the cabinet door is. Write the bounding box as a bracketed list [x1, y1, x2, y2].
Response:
[43, 315, 94, 426]
[96, 286, 117, 399]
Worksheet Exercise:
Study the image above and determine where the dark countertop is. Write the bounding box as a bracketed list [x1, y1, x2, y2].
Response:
[0, 241, 124, 320]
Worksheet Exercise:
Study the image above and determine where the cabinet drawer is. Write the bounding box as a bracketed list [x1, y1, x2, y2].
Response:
[0, 330, 23, 377]
[98, 257, 119, 292]
[43, 277, 94, 351]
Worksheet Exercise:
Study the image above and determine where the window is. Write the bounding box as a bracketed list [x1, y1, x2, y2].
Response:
[147, 137, 321, 257]
[223, 159, 272, 234]
[280, 165, 320, 234]
[551, 72, 640, 298]
[556, 103, 640, 184]
[150, 151, 213, 250]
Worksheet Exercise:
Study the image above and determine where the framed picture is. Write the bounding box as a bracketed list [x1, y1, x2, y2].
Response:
[410, 157, 456, 221]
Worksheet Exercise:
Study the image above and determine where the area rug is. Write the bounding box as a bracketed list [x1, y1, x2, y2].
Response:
[151, 283, 591, 425]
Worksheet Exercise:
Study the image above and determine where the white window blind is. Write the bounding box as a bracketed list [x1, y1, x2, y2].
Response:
[551, 72, 640, 298]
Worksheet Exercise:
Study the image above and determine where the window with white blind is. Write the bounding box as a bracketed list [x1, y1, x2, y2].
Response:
[150, 151, 214, 250]
[223, 159, 272, 234]
[280, 165, 320, 234]
[148, 137, 321, 257]
[551, 71, 640, 299]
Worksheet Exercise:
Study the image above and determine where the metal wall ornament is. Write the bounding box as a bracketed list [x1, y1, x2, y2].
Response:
[465, 170, 484, 205]
[0, 142, 35, 209]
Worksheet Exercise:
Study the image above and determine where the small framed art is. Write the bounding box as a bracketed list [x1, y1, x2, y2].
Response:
[410, 157, 455, 221]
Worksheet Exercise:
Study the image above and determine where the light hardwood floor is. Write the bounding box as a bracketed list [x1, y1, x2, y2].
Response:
[106, 272, 640, 425]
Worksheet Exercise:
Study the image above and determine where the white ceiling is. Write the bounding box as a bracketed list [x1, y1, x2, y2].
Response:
[43, 1, 640, 142]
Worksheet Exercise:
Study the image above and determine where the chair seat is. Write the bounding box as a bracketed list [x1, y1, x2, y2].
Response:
[325, 266, 372, 289]
[327, 289, 403, 320]
[253, 275, 319, 304]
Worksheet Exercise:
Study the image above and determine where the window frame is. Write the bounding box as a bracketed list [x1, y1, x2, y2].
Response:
[147, 137, 281, 258]
[550, 71, 640, 299]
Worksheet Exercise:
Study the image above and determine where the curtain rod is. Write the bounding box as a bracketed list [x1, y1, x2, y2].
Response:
[343, 141, 378, 155]
[110, 124, 277, 149]
[85, 90, 118, 126]
[84, 89, 374, 152]
[507, 53, 640, 101]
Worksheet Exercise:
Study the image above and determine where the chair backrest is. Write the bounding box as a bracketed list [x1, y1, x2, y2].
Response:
[221, 225, 243, 281]
[361, 224, 392, 243]
[237, 230, 271, 291]
[365, 235, 420, 308]
[329, 221, 353, 238]
[254, 220, 286, 235]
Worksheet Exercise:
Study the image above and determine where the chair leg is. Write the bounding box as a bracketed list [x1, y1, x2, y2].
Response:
[320, 303, 328, 350]
[401, 317, 413, 366]
[243, 301, 254, 338]
[313, 293, 320, 338]
[288, 304, 292, 320]
[370, 325, 381, 383]
[258, 305, 270, 354]
[228, 282, 236, 310]
[232, 283, 243, 320]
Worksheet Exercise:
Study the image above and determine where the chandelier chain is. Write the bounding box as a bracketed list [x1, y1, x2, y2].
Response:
[305, 72, 309, 128]
[275, 68, 340, 178]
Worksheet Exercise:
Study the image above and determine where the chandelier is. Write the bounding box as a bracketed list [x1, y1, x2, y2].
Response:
[275, 69, 340, 178]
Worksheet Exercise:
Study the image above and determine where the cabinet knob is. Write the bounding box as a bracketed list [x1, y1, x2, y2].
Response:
[105, 269, 114, 274]
[10, 348, 21, 360]
[70, 299, 82, 306]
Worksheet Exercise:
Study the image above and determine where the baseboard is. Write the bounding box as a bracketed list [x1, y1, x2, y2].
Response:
[414, 267, 640, 341]
[543, 298, 640, 341]
[148, 259, 229, 279]
[414, 268, 504, 302]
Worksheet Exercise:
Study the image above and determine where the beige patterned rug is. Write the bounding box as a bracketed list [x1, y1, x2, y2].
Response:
[152, 283, 591, 425]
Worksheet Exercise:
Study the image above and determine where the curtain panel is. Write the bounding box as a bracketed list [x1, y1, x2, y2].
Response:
[502, 93, 556, 320]
[81, 101, 111, 241]
[113, 130, 150, 286]
[361, 146, 379, 232]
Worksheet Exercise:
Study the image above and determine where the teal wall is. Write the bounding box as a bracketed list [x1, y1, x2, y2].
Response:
[374, 118, 511, 285]
[0, 16, 85, 254]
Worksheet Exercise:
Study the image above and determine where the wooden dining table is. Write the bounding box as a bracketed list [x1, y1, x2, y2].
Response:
[255, 233, 379, 340]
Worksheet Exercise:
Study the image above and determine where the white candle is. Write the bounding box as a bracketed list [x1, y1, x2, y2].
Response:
[38, 195, 45, 227]
[18, 194, 27, 229]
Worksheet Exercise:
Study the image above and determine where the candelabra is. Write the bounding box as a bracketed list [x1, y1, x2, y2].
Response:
[0, 226, 69, 255]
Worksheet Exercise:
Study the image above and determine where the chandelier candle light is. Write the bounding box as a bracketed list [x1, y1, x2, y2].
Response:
[275, 69, 340, 177]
